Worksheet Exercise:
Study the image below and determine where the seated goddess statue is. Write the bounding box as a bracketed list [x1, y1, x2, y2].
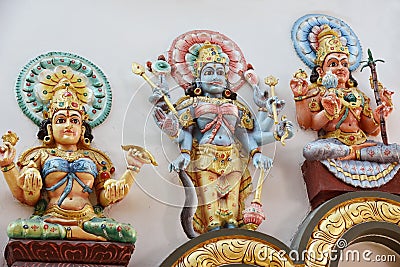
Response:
[290, 15, 398, 188]
[0, 52, 156, 243]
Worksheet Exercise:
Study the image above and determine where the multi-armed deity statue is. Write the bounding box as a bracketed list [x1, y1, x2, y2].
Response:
[291, 14, 398, 188]
[0, 52, 156, 243]
[133, 30, 294, 238]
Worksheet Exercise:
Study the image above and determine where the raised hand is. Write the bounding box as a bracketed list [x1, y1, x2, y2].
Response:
[103, 178, 129, 203]
[122, 145, 158, 171]
[252, 153, 273, 170]
[375, 104, 393, 119]
[18, 161, 42, 193]
[0, 142, 16, 167]
[244, 68, 259, 87]
[321, 92, 341, 118]
[153, 107, 179, 138]
[266, 96, 286, 116]
[376, 87, 394, 117]
[276, 118, 294, 141]
[252, 85, 269, 108]
[168, 153, 190, 172]
[290, 77, 309, 97]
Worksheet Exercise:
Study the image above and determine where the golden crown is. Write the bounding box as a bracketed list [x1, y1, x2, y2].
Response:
[37, 66, 91, 120]
[315, 25, 349, 66]
[193, 41, 227, 77]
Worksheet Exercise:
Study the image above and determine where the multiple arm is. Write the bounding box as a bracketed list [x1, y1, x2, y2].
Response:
[167, 119, 193, 172]
[359, 88, 392, 137]
[290, 77, 322, 130]
[290, 77, 342, 131]
[236, 126, 273, 170]
[151, 93, 194, 172]
[100, 146, 153, 206]
[290, 72, 395, 138]
[0, 143, 42, 206]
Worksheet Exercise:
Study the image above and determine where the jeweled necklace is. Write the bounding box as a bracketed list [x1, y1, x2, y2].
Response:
[48, 148, 86, 162]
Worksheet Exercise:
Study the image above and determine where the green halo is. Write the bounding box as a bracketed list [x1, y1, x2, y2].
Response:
[15, 52, 112, 128]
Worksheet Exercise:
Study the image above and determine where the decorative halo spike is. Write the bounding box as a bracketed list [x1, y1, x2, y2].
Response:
[291, 14, 362, 72]
[167, 30, 247, 92]
[15, 52, 112, 128]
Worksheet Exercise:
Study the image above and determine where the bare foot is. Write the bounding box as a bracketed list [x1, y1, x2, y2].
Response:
[337, 143, 377, 161]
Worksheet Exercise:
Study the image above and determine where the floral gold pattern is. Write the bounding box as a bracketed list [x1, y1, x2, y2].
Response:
[305, 197, 400, 267]
[173, 236, 297, 267]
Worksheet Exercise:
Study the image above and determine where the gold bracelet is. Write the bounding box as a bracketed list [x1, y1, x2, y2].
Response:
[250, 147, 261, 157]
[273, 131, 281, 141]
[355, 149, 361, 160]
[293, 95, 307, 101]
[180, 149, 191, 155]
[293, 89, 320, 101]
[127, 165, 140, 172]
[1, 162, 15, 172]
[258, 107, 268, 112]
[324, 110, 336, 121]
[168, 133, 179, 140]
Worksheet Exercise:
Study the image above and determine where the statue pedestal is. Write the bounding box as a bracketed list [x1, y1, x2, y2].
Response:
[302, 160, 400, 209]
[4, 239, 135, 267]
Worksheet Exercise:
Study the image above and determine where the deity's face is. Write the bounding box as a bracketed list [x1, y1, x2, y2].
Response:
[52, 110, 82, 146]
[318, 52, 350, 86]
[199, 63, 227, 95]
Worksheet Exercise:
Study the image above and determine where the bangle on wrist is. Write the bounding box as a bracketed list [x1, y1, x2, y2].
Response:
[257, 108, 274, 119]
[127, 165, 140, 172]
[294, 89, 319, 101]
[1, 162, 15, 172]
[250, 147, 261, 157]
[324, 110, 337, 121]
[355, 148, 361, 160]
[274, 131, 281, 141]
[180, 149, 191, 155]
[169, 134, 178, 140]
[293, 95, 306, 101]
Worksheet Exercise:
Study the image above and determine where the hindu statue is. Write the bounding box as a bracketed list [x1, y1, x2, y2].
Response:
[0, 52, 156, 243]
[132, 30, 293, 238]
[290, 14, 399, 188]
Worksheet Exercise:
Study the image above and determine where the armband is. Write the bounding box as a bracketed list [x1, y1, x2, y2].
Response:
[1, 162, 15, 172]
[250, 147, 261, 157]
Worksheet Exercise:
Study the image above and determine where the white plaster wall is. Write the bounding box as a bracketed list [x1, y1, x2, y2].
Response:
[0, 1, 399, 266]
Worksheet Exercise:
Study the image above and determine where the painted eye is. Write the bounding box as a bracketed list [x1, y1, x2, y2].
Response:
[342, 62, 348, 67]
[71, 118, 81, 124]
[329, 62, 337, 67]
[216, 70, 225, 75]
[56, 118, 66, 124]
